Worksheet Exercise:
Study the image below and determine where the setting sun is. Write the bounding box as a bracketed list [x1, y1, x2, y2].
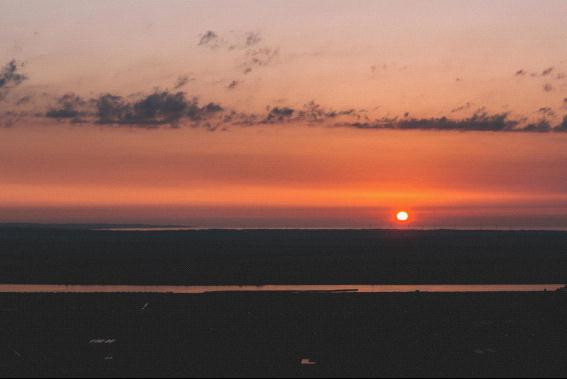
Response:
[396, 211, 410, 222]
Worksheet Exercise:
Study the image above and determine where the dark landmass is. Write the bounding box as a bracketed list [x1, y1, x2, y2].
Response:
[1, 292, 567, 377]
[0, 228, 566, 284]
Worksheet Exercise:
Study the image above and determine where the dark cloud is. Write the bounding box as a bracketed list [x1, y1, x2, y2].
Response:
[46, 93, 87, 120]
[201, 102, 223, 113]
[29, 90, 567, 134]
[541, 67, 554, 76]
[174, 76, 191, 90]
[92, 91, 225, 127]
[241, 47, 279, 74]
[245, 32, 262, 46]
[266, 107, 294, 122]
[199, 30, 263, 51]
[523, 120, 553, 133]
[336, 112, 567, 133]
[0, 65, 560, 134]
[196, 30, 277, 74]
[543, 83, 554, 92]
[16, 95, 32, 106]
[294, 101, 361, 123]
[96, 94, 129, 124]
[451, 102, 472, 113]
[198, 31, 219, 47]
[259, 103, 362, 125]
[97, 92, 190, 126]
[0, 60, 27, 100]
[537, 107, 555, 118]
[227, 80, 239, 90]
[555, 116, 567, 132]
[340, 112, 520, 132]
[515, 67, 565, 80]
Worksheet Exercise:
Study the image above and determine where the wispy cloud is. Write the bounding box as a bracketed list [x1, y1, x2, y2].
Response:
[227, 80, 239, 90]
[198, 30, 219, 48]
[0, 60, 27, 101]
[541, 67, 554, 76]
[197, 30, 279, 75]
[198, 30, 263, 51]
[173, 76, 192, 90]
[335, 112, 567, 133]
[245, 32, 262, 47]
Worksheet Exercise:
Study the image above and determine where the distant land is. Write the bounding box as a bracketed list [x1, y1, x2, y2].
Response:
[1, 227, 566, 285]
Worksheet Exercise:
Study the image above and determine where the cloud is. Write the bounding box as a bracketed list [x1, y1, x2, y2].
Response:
[46, 93, 88, 120]
[541, 67, 554, 76]
[240, 47, 279, 74]
[173, 76, 191, 90]
[451, 102, 473, 114]
[244, 47, 278, 67]
[340, 112, 522, 132]
[198, 30, 219, 47]
[556, 116, 567, 132]
[197, 30, 278, 74]
[22, 88, 567, 133]
[198, 30, 263, 51]
[543, 83, 554, 92]
[537, 107, 555, 118]
[96, 91, 193, 126]
[266, 107, 294, 122]
[87, 91, 223, 128]
[2, 63, 565, 134]
[514, 67, 565, 81]
[295, 101, 361, 123]
[522, 120, 553, 133]
[227, 80, 239, 90]
[245, 32, 262, 47]
[15, 95, 32, 106]
[0, 60, 27, 100]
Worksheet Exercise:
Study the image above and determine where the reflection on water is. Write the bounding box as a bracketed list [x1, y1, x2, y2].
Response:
[0, 284, 564, 294]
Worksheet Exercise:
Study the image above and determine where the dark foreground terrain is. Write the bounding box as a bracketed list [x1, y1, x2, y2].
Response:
[2, 228, 567, 376]
[1, 292, 567, 377]
[1, 227, 567, 284]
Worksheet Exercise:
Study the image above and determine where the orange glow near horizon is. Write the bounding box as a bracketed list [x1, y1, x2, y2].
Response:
[0, 125, 567, 228]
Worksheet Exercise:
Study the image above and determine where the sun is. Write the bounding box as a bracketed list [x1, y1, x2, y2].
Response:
[396, 211, 410, 222]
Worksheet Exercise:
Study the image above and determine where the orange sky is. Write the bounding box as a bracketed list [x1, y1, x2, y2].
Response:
[1, 1, 567, 228]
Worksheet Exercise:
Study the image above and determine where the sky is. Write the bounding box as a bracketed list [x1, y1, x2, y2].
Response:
[1, 0, 567, 228]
